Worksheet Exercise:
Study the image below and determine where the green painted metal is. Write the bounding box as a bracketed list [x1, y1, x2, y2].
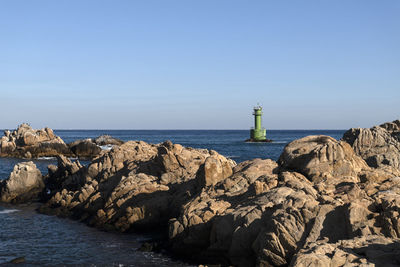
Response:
[250, 105, 267, 141]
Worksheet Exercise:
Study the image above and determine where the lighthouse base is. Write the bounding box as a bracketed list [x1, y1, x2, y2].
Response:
[245, 138, 273, 143]
[249, 128, 270, 142]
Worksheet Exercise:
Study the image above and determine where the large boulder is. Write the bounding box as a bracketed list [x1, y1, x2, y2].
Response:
[342, 120, 400, 170]
[0, 161, 44, 203]
[279, 135, 369, 182]
[199, 152, 234, 187]
[0, 123, 73, 158]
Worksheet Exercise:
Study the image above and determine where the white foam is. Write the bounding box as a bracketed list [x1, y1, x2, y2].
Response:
[38, 156, 56, 160]
[99, 144, 114, 151]
[0, 209, 19, 214]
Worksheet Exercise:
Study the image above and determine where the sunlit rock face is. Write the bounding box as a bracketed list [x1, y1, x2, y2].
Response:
[0, 123, 73, 158]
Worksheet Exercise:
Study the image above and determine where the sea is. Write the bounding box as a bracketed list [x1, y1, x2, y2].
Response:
[0, 129, 345, 266]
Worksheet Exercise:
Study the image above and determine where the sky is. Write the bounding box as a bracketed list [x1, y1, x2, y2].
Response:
[0, 0, 399, 129]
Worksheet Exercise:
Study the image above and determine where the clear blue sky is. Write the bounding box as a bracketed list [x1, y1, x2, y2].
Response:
[1, 1, 399, 129]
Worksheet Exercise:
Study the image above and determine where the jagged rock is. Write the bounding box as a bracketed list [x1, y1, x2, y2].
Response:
[0, 161, 44, 203]
[41, 140, 236, 233]
[380, 119, 400, 140]
[342, 121, 400, 170]
[279, 135, 369, 182]
[168, 159, 281, 265]
[0, 123, 73, 158]
[45, 155, 86, 192]
[371, 180, 400, 239]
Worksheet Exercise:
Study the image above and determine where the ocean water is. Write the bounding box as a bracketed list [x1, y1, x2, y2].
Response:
[54, 129, 345, 163]
[0, 129, 345, 266]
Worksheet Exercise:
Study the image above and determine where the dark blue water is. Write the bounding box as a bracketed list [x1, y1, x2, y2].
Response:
[0, 129, 345, 266]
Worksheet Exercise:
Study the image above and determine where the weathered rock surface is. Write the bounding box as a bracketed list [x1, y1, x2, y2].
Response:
[0, 123, 73, 158]
[0, 161, 44, 203]
[343, 119, 400, 170]
[39, 140, 236, 233]
[380, 119, 400, 140]
[278, 135, 369, 182]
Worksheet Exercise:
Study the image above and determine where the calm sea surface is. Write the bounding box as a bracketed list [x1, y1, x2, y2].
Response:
[0, 129, 345, 266]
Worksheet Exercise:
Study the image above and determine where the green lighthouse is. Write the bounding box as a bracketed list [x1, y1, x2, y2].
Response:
[248, 105, 271, 142]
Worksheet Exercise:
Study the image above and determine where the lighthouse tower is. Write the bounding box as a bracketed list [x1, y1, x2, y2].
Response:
[250, 105, 267, 141]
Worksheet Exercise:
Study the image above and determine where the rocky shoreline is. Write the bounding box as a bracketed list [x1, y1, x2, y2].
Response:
[0, 120, 400, 266]
[0, 123, 123, 159]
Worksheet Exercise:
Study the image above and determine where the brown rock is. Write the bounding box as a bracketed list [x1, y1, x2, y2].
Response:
[41, 140, 236, 234]
[342, 121, 400, 170]
[0, 123, 73, 158]
[201, 154, 234, 187]
[0, 161, 44, 203]
[279, 135, 369, 182]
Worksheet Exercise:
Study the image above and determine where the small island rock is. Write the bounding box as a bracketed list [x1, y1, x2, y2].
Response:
[0, 123, 73, 158]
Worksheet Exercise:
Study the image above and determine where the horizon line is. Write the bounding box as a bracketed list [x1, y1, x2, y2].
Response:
[48, 128, 347, 131]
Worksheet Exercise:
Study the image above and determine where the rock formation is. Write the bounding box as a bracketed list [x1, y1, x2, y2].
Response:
[167, 131, 400, 266]
[342, 119, 400, 170]
[278, 135, 369, 182]
[2, 119, 400, 266]
[0, 124, 124, 159]
[0, 123, 73, 158]
[0, 161, 44, 203]
[39, 140, 236, 233]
